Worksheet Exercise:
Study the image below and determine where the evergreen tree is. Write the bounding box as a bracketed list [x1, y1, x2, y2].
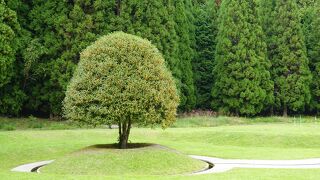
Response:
[305, 3, 320, 112]
[23, 1, 70, 116]
[24, 0, 115, 117]
[212, 0, 273, 116]
[23, 0, 198, 115]
[193, 1, 218, 109]
[110, 0, 196, 111]
[0, 0, 25, 115]
[0, 0, 17, 88]
[173, 0, 196, 111]
[263, 0, 312, 116]
[297, 0, 317, 16]
[116, 0, 180, 82]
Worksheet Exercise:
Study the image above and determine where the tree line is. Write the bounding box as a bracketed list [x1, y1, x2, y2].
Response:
[0, 0, 319, 118]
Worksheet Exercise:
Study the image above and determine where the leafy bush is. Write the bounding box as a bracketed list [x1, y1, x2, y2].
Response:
[64, 32, 179, 148]
[2, 124, 16, 131]
[27, 115, 43, 129]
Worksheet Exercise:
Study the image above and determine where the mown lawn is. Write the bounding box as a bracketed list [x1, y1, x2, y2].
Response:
[1, 117, 320, 179]
[41, 144, 206, 176]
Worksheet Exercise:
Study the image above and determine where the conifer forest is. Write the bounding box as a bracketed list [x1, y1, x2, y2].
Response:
[0, 0, 320, 117]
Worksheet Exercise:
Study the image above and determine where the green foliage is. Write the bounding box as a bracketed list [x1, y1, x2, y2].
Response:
[19, 1, 197, 116]
[262, 0, 312, 115]
[297, 0, 317, 17]
[64, 32, 179, 130]
[304, 3, 320, 112]
[27, 115, 44, 128]
[0, 0, 25, 116]
[23, 1, 101, 116]
[0, 0, 18, 88]
[1, 123, 16, 131]
[173, 0, 196, 111]
[212, 0, 273, 116]
[193, 1, 218, 109]
[0, 84, 25, 115]
[116, 0, 196, 112]
[1, 0, 320, 117]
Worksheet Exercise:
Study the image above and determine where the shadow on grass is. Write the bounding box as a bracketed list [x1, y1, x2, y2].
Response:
[85, 143, 157, 150]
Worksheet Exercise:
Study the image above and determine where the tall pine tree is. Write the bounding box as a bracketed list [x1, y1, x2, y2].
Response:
[305, 3, 320, 112]
[23, 0, 198, 116]
[24, 0, 116, 117]
[174, 0, 196, 111]
[0, 0, 17, 88]
[263, 0, 312, 116]
[116, 0, 180, 83]
[115, 0, 196, 111]
[0, 0, 25, 115]
[212, 0, 273, 116]
[24, 1, 71, 117]
[193, 1, 219, 109]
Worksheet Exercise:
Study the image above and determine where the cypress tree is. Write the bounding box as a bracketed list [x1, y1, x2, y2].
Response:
[24, 0, 195, 116]
[46, 0, 113, 116]
[0, 0, 17, 88]
[24, 1, 116, 117]
[116, 0, 180, 80]
[263, 0, 312, 116]
[23, 1, 70, 117]
[212, 0, 273, 116]
[193, 1, 218, 109]
[305, 3, 320, 112]
[0, 0, 25, 115]
[173, 0, 196, 111]
[297, 0, 317, 15]
[113, 0, 196, 111]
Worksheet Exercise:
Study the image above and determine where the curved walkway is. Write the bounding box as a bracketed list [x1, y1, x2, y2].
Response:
[11, 160, 54, 173]
[190, 155, 320, 175]
[11, 156, 320, 175]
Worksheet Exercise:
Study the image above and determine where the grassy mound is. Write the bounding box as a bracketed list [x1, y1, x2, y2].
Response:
[41, 143, 207, 176]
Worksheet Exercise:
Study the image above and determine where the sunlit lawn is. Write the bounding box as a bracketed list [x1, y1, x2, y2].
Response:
[1, 117, 320, 179]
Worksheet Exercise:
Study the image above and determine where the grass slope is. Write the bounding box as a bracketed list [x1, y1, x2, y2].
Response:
[1, 117, 320, 179]
[41, 144, 206, 175]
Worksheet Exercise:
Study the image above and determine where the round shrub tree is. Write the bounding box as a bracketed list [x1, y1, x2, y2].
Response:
[63, 32, 179, 149]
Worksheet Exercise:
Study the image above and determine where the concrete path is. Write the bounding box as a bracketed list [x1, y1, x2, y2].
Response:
[11, 160, 54, 173]
[10, 156, 320, 175]
[190, 155, 320, 175]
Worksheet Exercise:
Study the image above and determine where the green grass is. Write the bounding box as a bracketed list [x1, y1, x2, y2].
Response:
[2, 115, 319, 131]
[41, 144, 206, 175]
[0, 116, 97, 131]
[173, 116, 320, 127]
[1, 116, 320, 179]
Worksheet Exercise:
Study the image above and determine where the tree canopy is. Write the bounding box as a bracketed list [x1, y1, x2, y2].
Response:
[212, 0, 273, 116]
[63, 32, 179, 148]
[1, 0, 320, 117]
[262, 0, 312, 116]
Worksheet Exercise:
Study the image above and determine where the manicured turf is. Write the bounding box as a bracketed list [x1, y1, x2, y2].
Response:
[41, 144, 206, 175]
[0, 117, 78, 131]
[1, 117, 320, 179]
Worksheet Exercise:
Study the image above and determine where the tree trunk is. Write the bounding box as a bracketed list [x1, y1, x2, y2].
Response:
[118, 119, 131, 149]
[270, 106, 274, 116]
[50, 113, 54, 119]
[116, 0, 121, 16]
[119, 134, 128, 149]
[215, 0, 222, 7]
[283, 105, 288, 117]
[234, 109, 239, 117]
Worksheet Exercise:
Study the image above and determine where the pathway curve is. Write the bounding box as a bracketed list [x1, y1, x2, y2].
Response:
[11, 156, 320, 175]
[11, 160, 54, 173]
[190, 155, 320, 174]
